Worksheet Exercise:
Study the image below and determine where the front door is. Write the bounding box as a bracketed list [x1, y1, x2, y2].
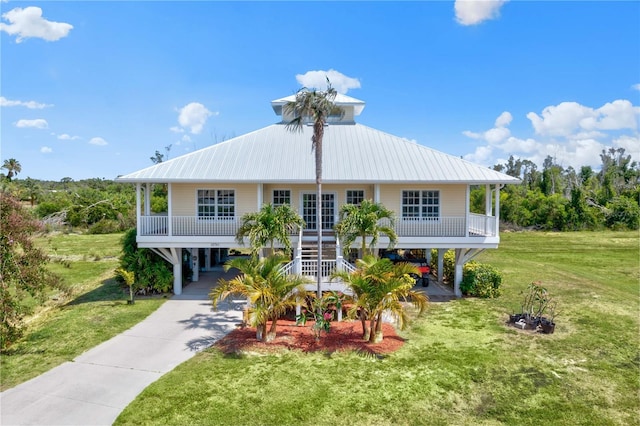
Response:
[302, 192, 335, 231]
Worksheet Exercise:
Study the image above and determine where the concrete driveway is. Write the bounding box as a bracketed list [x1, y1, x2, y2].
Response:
[0, 270, 242, 426]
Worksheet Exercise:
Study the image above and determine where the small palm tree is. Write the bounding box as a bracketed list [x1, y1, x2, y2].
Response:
[284, 79, 342, 297]
[332, 255, 428, 343]
[334, 199, 398, 258]
[210, 254, 309, 342]
[235, 203, 305, 257]
[2, 158, 22, 181]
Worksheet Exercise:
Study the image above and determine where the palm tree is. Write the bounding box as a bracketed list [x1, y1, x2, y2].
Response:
[210, 254, 309, 342]
[334, 199, 398, 258]
[332, 255, 428, 343]
[22, 177, 42, 206]
[284, 79, 342, 297]
[235, 203, 305, 257]
[2, 158, 22, 181]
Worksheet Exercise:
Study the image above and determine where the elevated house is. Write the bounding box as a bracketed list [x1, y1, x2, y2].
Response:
[116, 93, 520, 297]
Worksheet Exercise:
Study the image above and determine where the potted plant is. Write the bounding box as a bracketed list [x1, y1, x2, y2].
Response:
[541, 301, 557, 334]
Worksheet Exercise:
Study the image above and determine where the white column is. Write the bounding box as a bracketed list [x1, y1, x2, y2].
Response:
[495, 185, 501, 235]
[257, 183, 263, 210]
[437, 249, 445, 283]
[173, 261, 182, 295]
[136, 183, 141, 233]
[465, 185, 470, 238]
[167, 183, 173, 236]
[192, 248, 199, 282]
[485, 184, 492, 215]
[374, 184, 380, 203]
[144, 183, 151, 215]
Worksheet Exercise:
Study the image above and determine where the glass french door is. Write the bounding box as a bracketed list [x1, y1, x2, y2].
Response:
[302, 193, 335, 231]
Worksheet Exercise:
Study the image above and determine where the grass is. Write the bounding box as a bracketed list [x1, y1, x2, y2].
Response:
[1, 232, 167, 391]
[115, 231, 639, 426]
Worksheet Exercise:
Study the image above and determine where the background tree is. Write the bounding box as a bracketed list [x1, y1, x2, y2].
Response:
[334, 199, 397, 258]
[235, 203, 305, 257]
[1, 158, 22, 182]
[284, 80, 341, 297]
[210, 254, 308, 342]
[0, 191, 64, 348]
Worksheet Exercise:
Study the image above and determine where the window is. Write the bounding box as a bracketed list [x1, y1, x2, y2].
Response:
[402, 190, 439, 219]
[272, 190, 291, 206]
[346, 190, 364, 205]
[197, 189, 235, 219]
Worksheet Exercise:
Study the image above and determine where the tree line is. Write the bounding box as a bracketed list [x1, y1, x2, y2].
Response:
[471, 148, 639, 231]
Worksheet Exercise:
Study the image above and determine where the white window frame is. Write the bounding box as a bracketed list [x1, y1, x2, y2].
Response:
[346, 189, 365, 206]
[196, 189, 235, 220]
[401, 190, 440, 220]
[272, 189, 291, 206]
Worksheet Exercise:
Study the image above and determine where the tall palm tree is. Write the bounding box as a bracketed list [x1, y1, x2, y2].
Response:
[284, 79, 341, 297]
[2, 158, 22, 181]
[334, 199, 398, 258]
[210, 254, 309, 342]
[235, 203, 305, 257]
[332, 255, 428, 343]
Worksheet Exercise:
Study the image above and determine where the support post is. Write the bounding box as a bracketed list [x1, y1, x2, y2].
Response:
[192, 248, 199, 282]
[437, 249, 445, 283]
[454, 248, 463, 298]
[136, 183, 141, 233]
[167, 183, 173, 237]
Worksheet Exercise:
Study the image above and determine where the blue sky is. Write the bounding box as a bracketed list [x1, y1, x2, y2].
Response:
[1, 0, 639, 181]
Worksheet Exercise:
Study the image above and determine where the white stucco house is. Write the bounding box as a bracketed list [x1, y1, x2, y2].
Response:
[116, 93, 520, 297]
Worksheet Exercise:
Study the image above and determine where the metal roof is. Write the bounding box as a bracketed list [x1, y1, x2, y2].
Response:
[117, 122, 521, 185]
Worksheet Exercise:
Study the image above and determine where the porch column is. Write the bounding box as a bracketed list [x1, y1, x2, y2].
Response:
[167, 183, 173, 236]
[437, 249, 445, 283]
[453, 249, 463, 298]
[191, 248, 199, 282]
[136, 183, 141, 232]
[495, 185, 501, 235]
[485, 184, 492, 215]
[465, 185, 470, 238]
[144, 183, 151, 216]
[257, 183, 263, 210]
[374, 184, 380, 203]
[173, 261, 182, 295]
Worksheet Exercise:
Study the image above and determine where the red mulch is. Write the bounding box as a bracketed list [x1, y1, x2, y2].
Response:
[214, 319, 405, 355]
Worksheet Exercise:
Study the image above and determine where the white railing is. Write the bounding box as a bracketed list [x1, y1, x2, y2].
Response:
[139, 215, 496, 238]
[139, 215, 168, 236]
[469, 213, 496, 236]
[301, 259, 336, 278]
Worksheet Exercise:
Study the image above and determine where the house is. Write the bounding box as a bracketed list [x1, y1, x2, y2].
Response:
[116, 93, 520, 297]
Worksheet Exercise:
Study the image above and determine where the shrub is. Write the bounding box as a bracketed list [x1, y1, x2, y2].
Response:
[87, 219, 120, 234]
[430, 249, 455, 283]
[118, 228, 174, 294]
[461, 261, 503, 298]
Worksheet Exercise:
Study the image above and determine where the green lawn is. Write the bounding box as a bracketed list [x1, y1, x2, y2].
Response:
[115, 231, 639, 425]
[1, 232, 167, 391]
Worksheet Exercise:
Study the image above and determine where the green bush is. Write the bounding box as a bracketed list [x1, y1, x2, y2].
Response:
[460, 261, 503, 298]
[430, 249, 455, 283]
[87, 219, 121, 234]
[118, 228, 174, 294]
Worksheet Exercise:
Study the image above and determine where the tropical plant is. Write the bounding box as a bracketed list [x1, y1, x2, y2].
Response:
[460, 261, 503, 298]
[332, 255, 428, 343]
[210, 254, 309, 342]
[334, 199, 398, 257]
[0, 191, 64, 348]
[115, 268, 137, 304]
[284, 80, 342, 297]
[118, 228, 173, 294]
[296, 291, 348, 341]
[235, 203, 305, 256]
[1, 158, 22, 181]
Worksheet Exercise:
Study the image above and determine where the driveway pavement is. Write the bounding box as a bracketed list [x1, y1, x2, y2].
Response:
[0, 270, 243, 426]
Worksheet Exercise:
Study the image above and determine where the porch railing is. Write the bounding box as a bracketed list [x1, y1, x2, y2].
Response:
[138, 214, 496, 238]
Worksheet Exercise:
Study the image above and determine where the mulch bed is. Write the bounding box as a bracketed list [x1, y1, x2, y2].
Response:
[214, 319, 405, 355]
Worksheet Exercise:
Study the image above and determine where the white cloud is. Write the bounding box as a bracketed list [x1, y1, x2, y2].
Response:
[40, 146, 53, 153]
[57, 133, 81, 140]
[527, 100, 639, 136]
[89, 137, 108, 146]
[177, 102, 215, 134]
[462, 111, 511, 144]
[1, 96, 52, 109]
[296, 69, 361, 94]
[463, 98, 640, 171]
[0, 6, 73, 43]
[632, 83, 640, 91]
[169, 126, 184, 133]
[16, 118, 48, 129]
[455, 0, 508, 26]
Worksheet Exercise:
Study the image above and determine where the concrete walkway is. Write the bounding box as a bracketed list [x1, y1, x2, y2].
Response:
[0, 270, 242, 426]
